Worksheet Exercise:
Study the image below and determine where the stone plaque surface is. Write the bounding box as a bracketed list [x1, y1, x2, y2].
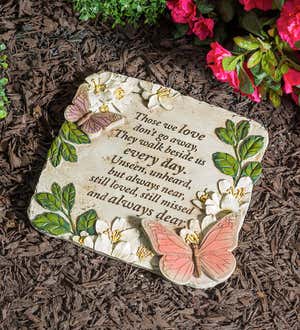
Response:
[28, 71, 268, 289]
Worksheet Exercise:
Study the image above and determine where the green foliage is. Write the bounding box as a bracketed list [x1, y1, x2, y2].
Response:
[32, 182, 98, 236]
[213, 120, 264, 185]
[0, 43, 9, 120]
[71, 0, 166, 26]
[48, 121, 90, 167]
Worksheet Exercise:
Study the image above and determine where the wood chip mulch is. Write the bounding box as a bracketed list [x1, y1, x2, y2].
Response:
[0, 1, 299, 329]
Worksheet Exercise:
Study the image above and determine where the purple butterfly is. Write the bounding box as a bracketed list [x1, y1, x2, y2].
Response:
[65, 85, 122, 134]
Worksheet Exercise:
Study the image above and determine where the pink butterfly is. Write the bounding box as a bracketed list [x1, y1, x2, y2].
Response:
[142, 214, 238, 285]
[65, 85, 122, 134]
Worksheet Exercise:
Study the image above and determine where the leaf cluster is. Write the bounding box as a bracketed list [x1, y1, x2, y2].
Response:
[213, 120, 264, 185]
[0, 43, 9, 120]
[48, 121, 90, 167]
[33, 182, 98, 236]
[71, 0, 166, 27]
[221, 9, 300, 108]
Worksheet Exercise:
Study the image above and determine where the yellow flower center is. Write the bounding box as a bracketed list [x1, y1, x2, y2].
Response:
[105, 229, 122, 243]
[199, 191, 209, 203]
[136, 246, 154, 260]
[226, 186, 246, 200]
[114, 87, 125, 100]
[157, 87, 170, 97]
[99, 104, 109, 113]
[185, 232, 201, 245]
[78, 236, 85, 245]
[92, 79, 106, 94]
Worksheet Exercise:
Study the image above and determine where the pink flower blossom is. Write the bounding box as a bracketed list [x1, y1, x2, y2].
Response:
[206, 42, 239, 89]
[166, 0, 196, 24]
[207, 42, 261, 102]
[283, 68, 300, 94]
[277, 0, 300, 49]
[239, 0, 273, 11]
[191, 16, 214, 40]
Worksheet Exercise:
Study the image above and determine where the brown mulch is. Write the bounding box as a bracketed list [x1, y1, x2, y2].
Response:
[0, 1, 299, 329]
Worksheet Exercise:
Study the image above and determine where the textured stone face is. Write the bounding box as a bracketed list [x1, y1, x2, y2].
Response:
[28, 71, 268, 288]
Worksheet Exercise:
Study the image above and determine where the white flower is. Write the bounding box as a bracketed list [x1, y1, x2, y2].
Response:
[128, 238, 157, 269]
[86, 72, 118, 102]
[94, 217, 140, 260]
[192, 189, 210, 210]
[111, 78, 138, 112]
[72, 231, 94, 249]
[180, 219, 202, 245]
[140, 81, 179, 110]
[217, 177, 253, 213]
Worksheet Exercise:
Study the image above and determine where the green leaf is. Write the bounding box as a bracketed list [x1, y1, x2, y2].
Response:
[217, 0, 235, 22]
[241, 162, 262, 183]
[60, 122, 90, 144]
[215, 127, 234, 145]
[51, 182, 62, 201]
[222, 56, 241, 72]
[236, 120, 250, 142]
[76, 209, 98, 235]
[61, 141, 77, 163]
[212, 152, 239, 177]
[32, 212, 71, 235]
[239, 135, 264, 160]
[196, 2, 215, 14]
[0, 43, 6, 51]
[272, 0, 284, 10]
[250, 64, 267, 86]
[238, 65, 255, 95]
[35, 192, 62, 211]
[247, 50, 262, 69]
[62, 183, 75, 212]
[294, 41, 300, 48]
[0, 78, 8, 86]
[234, 37, 260, 51]
[48, 137, 62, 167]
[269, 90, 281, 107]
[240, 12, 264, 37]
[0, 108, 7, 119]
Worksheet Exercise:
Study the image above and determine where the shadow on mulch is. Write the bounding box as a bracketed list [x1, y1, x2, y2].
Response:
[0, 1, 299, 329]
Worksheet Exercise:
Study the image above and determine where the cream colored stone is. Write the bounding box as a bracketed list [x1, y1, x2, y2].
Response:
[28, 72, 268, 289]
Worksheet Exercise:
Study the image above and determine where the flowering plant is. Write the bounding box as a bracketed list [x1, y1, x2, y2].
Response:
[167, 0, 300, 107]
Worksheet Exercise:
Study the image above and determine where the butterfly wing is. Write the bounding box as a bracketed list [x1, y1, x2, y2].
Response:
[142, 220, 194, 285]
[199, 214, 238, 281]
[65, 85, 89, 122]
[81, 112, 123, 134]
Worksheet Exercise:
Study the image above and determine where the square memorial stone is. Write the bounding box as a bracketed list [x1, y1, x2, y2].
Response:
[28, 71, 268, 289]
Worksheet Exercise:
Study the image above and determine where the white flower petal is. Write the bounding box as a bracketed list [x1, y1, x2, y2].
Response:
[121, 228, 140, 242]
[112, 217, 128, 231]
[99, 71, 113, 84]
[221, 194, 240, 212]
[201, 215, 217, 232]
[112, 242, 132, 260]
[84, 236, 94, 249]
[141, 91, 152, 100]
[218, 179, 232, 194]
[189, 219, 201, 233]
[192, 199, 203, 210]
[94, 234, 112, 254]
[95, 220, 109, 234]
[80, 231, 89, 237]
[211, 192, 221, 204]
[148, 95, 159, 109]
[159, 96, 174, 110]
[236, 176, 253, 192]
